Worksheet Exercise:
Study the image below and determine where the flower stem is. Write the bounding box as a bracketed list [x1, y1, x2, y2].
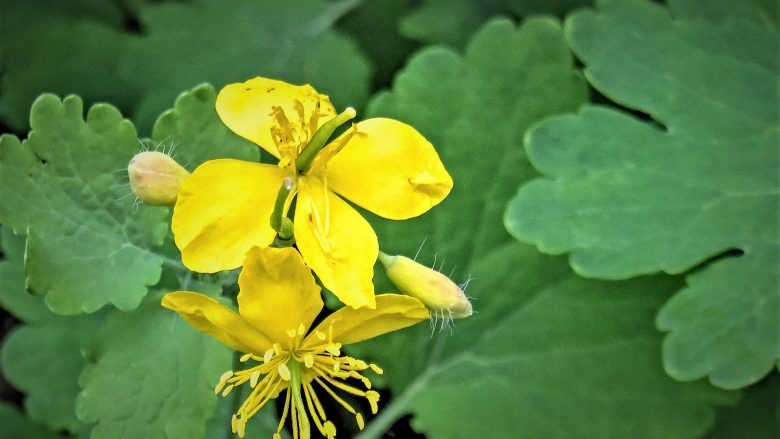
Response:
[354, 370, 432, 439]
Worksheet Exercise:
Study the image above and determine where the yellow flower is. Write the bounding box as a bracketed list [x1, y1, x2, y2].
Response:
[161, 246, 430, 439]
[171, 77, 452, 308]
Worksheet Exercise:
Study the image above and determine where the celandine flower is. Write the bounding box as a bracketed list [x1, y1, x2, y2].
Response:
[162, 246, 430, 438]
[171, 77, 452, 308]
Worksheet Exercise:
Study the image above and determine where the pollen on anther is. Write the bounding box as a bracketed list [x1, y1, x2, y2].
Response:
[240, 353, 253, 362]
[250, 370, 261, 388]
[263, 348, 275, 364]
[324, 421, 337, 438]
[297, 323, 306, 335]
[316, 331, 326, 340]
[287, 328, 297, 337]
[369, 363, 384, 375]
[356, 413, 365, 430]
[304, 354, 314, 368]
[278, 363, 292, 381]
[219, 370, 234, 382]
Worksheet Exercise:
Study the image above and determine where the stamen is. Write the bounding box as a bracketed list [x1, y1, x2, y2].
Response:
[250, 370, 261, 388]
[264, 348, 275, 364]
[302, 381, 327, 435]
[316, 331, 326, 340]
[356, 413, 365, 430]
[365, 390, 380, 414]
[304, 354, 314, 368]
[231, 414, 238, 434]
[324, 421, 337, 439]
[240, 353, 253, 362]
[221, 384, 235, 397]
[274, 390, 292, 438]
[313, 376, 357, 415]
[287, 329, 297, 338]
[370, 363, 383, 375]
[304, 382, 328, 421]
[298, 323, 306, 335]
[278, 363, 292, 381]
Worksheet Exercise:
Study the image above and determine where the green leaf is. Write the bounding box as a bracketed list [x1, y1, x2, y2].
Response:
[400, 0, 593, 48]
[0, 227, 50, 323]
[77, 294, 232, 439]
[1, 312, 104, 433]
[0, 5, 133, 132]
[369, 17, 587, 278]
[150, 83, 261, 167]
[413, 245, 735, 439]
[668, 0, 778, 26]
[0, 402, 62, 439]
[504, 0, 779, 389]
[704, 373, 780, 439]
[354, 18, 736, 438]
[0, 95, 169, 314]
[123, 0, 372, 133]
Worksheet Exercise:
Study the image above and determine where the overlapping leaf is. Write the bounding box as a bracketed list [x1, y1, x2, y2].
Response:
[76, 293, 232, 439]
[504, 0, 779, 389]
[0, 402, 62, 439]
[400, 0, 593, 48]
[0, 227, 102, 433]
[0, 228, 49, 323]
[0, 95, 168, 314]
[349, 18, 737, 438]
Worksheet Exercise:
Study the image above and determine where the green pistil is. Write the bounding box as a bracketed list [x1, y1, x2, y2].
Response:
[296, 107, 356, 173]
[289, 360, 310, 437]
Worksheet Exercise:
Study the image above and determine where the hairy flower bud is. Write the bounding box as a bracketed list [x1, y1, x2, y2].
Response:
[127, 151, 190, 206]
[378, 252, 472, 319]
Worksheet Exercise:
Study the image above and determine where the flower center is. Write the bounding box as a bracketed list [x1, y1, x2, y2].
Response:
[215, 324, 382, 439]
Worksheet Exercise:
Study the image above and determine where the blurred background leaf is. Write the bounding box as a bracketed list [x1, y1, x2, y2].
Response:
[504, 0, 779, 390]
[352, 16, 739, 439]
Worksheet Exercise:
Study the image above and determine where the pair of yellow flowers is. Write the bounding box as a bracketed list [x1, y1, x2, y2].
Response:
[161, 77, 453, 438]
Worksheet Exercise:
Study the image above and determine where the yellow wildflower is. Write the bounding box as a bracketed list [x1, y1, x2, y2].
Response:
[161, 246, 430, 439]
[171, 77, 452, 308]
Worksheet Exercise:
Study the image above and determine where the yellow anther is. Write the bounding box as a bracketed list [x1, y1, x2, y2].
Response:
[287, 328, 297, 338]
[304, 354, 314, 368]
[240, 353, 253, 362]
[264, 348, 275, 364]
[278, 363, 292, 381]
[324, 421, 337, 438]
[219, 370, 234, 382]
[361, 377, 372, 389]
[333, 362, 340, 372]
[316, 331, 326, 340]
[273, 434, 282, 439]
[231, 414, 238, 433]
[370, 363, 383, 375]
[365, 390, 380, 414]
[214, 381, 226, 394]
[298, 323, 306, 335]
[221, 384, 235, 397]
[273, 343, 283, 355]
[356, 413, 365, 430]
[237, 417, 246, 438]
[250, 370, 261, 388]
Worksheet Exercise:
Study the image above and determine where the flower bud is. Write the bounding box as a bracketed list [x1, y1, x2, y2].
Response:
[127, 151, 190, 206]
[378, 252, 472, 319]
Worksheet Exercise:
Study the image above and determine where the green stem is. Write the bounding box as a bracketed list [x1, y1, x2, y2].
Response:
[270, 177, 294, 240]
[295, 107, 356, 172]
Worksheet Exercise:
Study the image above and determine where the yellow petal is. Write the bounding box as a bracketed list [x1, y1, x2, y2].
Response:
[216, 77, 337, 158]
[303, 294, 429, 348]
[172, 159, 287, 273]
[293, 177, 378, 309]
[162, 291, 273, 354]
[237, 246, 324, 343]
[321, 118, 453, 220]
